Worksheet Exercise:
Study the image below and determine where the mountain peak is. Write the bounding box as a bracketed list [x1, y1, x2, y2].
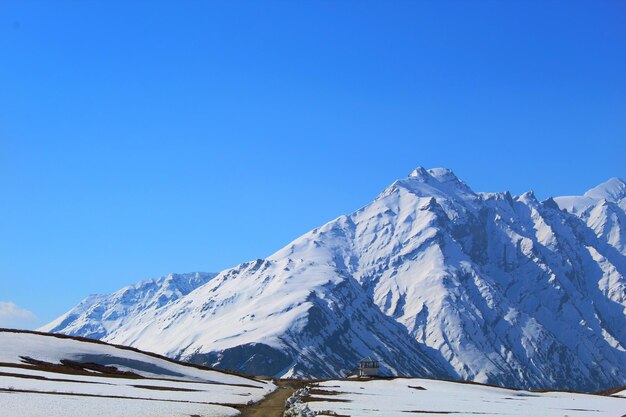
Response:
[408, 167, 459, 181]
[404, 167, 475, 200]
[408, 166, 430, 179]
[427, 167, 459, 181]
[584, 177, 626, 202]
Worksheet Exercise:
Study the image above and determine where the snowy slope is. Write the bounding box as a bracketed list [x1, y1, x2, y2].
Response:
[286, 378, 626, 417]
[43, 169, 626, 391]
[0, 329, 275, 417]
[40, 272, 216, 339]
[69, 258, 449, 379]
[555, 177, 626, 255]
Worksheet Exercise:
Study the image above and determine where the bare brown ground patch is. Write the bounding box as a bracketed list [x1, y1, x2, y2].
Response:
[0, 370, 111, 385]
[301, 396, 351, 403]
[307, 388, 347, 396]
[0, 360, 263, 389]
[2, 358, 143, 379]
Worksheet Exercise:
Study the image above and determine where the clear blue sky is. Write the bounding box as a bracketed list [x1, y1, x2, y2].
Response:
[1, 1, 624, 328]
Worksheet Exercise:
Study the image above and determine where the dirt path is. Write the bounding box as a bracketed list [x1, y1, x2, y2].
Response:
[239, 380, 306, 417]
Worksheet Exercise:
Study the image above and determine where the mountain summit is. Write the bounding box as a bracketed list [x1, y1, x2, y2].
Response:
[42, 168, 626, 391]
[584, 177, 626, 202]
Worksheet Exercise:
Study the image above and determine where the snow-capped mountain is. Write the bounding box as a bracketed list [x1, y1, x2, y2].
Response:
[555, 177, 626, 255]
[42, 169, 626, 391]
[41, 272, 216, 340]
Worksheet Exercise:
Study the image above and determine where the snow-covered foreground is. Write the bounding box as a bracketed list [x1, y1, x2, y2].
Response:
[0, 391, 238, 417]
[0, 329, 275, 416]
[287, 378, 626, 417]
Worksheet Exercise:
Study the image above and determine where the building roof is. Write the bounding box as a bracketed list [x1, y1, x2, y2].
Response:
[360, 356, 377, 363]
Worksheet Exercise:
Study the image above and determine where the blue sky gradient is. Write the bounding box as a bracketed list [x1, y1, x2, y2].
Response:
[1, 1, 625, 326]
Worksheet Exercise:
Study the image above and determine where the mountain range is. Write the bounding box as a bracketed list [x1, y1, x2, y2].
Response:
[41, 168, 626, 391]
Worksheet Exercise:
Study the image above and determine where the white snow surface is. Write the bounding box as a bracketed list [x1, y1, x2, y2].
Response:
[42, 169, 626, 391]
[0, 391, 238, 417]
[555, 177, 626, 255]
[40, 272, 216, 340]
[298, 378, 626, 417]
[0, 330, 275, 417]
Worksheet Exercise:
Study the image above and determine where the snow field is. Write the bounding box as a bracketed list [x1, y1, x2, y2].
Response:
[299, 378, 626, 417]
[0, 330, 276, 417]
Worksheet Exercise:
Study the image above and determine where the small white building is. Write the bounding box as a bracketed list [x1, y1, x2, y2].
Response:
[357, 356, 379, 377]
